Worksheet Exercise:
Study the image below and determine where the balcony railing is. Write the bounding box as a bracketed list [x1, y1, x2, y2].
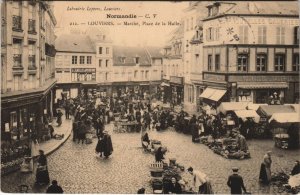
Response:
[28, 19, 36, 34]
[28, 55, 36, 70]
[12, 15, 22, 32]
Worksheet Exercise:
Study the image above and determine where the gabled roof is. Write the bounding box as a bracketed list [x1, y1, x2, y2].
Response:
[55, 34, 95, 53]
[205, 1, 299, 20]
[113, 46, 162, 66]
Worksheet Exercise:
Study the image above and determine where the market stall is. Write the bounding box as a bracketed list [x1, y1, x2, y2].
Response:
[217, 102, 249, 115]
[234, 110, 260, 123]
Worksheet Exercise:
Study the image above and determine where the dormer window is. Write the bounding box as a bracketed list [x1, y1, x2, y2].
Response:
[119, 56, 126, 63]
[135, 57, 140, 64]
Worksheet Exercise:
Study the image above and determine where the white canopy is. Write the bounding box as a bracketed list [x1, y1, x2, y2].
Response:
[285, 104, 300, 113]
[199, 88, 227, 102]
[161, 82, 170, 87]
[217, 102, 249, 115]
[247, 103, 268, 111]
[269, 113, 300, 123]
[234, 110, 260, 123]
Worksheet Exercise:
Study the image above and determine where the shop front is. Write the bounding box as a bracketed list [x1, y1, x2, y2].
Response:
[1, 80, 56, 167]
[170, 76, 184, 106]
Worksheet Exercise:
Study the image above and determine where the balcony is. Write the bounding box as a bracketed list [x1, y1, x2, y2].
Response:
[12, 54, 23, 75]
[12, 15, 23, 32]
[28, 19, 37, 35]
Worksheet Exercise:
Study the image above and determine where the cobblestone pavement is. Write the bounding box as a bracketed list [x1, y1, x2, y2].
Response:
[1, 125, 299, 194]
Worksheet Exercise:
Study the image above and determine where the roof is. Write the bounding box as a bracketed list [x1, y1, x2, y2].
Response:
[269, 113, 300, 123]
[217, 102, 249, 114]
[205, 1, 299, 20]
[112, 46, 162, 66]
[258, 105, 296, 117]
[55, 34, 95, 53]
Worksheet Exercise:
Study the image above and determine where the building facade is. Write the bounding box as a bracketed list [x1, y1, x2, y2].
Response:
[55, 31, 163, 100]
[162, 26, 184, 105]
[1, 1, 57, 141]
[201, 1, 299, 107]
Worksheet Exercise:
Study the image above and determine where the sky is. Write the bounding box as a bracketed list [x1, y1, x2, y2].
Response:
[53, 1, 189, 47]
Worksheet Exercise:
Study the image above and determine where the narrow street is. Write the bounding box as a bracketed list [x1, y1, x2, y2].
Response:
[2, 124, 299, 193]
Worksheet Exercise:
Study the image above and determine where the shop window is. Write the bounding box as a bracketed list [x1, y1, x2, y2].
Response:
[256, 54, 267, 71]
[237, 54, 248, 72]
[208, 55, 212, 71]
[274, 54, 285, 71]
[292, 54, 299, 71]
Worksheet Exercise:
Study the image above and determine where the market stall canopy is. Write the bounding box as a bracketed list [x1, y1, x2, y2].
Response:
[285, 104, 300, 114]
[234, 110, 260, 123]
[269, 113, 300, 123]
[257, 105, 296, 118]
[199, 88, 227, 102]
[217, 102, 249, 115]
[246, 103, 268, 111]
[161, 82, 170, 87]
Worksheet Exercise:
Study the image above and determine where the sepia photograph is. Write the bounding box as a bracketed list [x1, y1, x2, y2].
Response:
[0, 0, 299, 194]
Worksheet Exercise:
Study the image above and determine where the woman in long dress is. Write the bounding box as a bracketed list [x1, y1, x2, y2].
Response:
[35, 150, 50, 185]
[259, 151, 272, 184]
[103, 131, 113, 158]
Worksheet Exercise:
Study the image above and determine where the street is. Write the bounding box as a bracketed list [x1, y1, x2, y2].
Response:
[1, 124, 299, 194]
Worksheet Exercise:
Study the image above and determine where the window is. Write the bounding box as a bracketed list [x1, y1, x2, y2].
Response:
[215, 27, 220, 41]
[256, 54, 267, 71]
[141, 71, 144, 79]
[106, 47, 109, 54]
[195, 54, 199, 65]
[134, 70, 138, 78]
[145, 71, 149, 79]
[237, 54, 248, 71]
[106, 59, 109, 67]
[212, 6, 219, 16]
[99, 59, 102, 67]
[274, 54, 285, 71]
[294, 26, 299, 45]
[13, 75, 22, 91]
[258, 26, 267, 44]
[10, 111, 17, 129]
[215, 54, 220, 71]
[239, 26, 248, 44]
[99, 47, 102, 54]
[276, 27, 285, 44]
[135, 57, 139, 64]
[208, 55, 212, 71]
[105, 72, 108, 80]
[79, 56, 85, 64]
[87, 56, 92, 64]
[206, 27, 214, 41]
[292, 54, 299, 71]
[190, 17, 193, 30]
[72, 56, 77, 64]
[186, 19, 189, 31]
[208, 7, 212, 16]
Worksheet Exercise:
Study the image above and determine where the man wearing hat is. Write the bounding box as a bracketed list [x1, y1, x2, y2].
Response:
[227, 167, 247, 194]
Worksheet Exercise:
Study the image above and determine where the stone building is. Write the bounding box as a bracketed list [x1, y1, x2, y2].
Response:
[1, 1, 57, 140]
[201, 1, 299, 107]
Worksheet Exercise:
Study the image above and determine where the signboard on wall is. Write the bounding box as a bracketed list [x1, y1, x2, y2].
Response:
[71, 68, 96, 73]
[170, 76, 183, 85]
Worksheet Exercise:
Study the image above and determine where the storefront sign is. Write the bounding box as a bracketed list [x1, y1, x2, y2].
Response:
[71, 68, 96, 73]
[229, 75, 298, 82]
[170, 76, 183, 85]
[203, 74, 226, 82]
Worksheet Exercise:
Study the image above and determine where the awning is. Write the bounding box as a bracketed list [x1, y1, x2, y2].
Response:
[257, 105, 296, 117]
[246, 103, 268, 111]
[199, 88, 227, 102]
[285, 104, 300, 114]
[234, 110, 260, 123]
[217, 102, 249, 115]
[238, 82, 288, 89]
[269, 113, 300, 123]
[161, 82, 170, 87]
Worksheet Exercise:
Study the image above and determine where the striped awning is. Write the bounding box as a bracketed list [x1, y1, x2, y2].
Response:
[238, 82, 288, 89]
